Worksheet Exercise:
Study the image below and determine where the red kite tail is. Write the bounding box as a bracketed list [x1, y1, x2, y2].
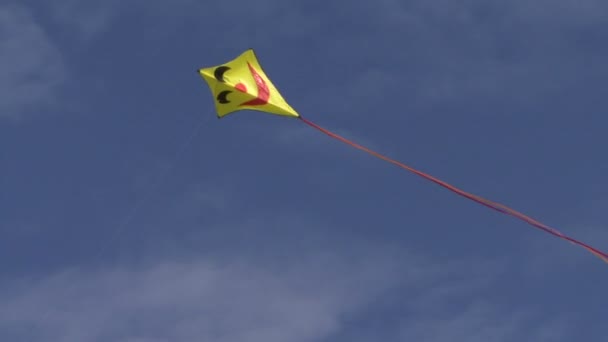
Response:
[298, 116, 608, 264]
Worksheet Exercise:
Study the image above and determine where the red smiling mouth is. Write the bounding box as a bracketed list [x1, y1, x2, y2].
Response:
[237, 62, 270, 106]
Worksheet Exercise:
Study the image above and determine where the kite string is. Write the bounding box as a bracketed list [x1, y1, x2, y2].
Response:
[298, 116, 608, 264]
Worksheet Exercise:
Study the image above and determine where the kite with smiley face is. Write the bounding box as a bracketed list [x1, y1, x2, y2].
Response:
[198, 49, 299, 119]
[197, 49, 608, 265]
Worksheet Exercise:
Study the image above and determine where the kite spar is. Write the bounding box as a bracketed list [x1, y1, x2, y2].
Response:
[198, 49, 608, 264]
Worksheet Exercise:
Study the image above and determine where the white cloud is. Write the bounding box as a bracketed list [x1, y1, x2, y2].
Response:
[0, 248, 413, 342]
[389, 257, 575, 342]
[0, 5, 66, 120]
[521, 224, 608, 274]
[46, 0, 289, 41]
[1, 236, 573, 342]
[398, 301, 573, 342]
[29, 0, 606, 121]
[50, 0, 122, 41]
[0, 204, 588, 342]
[301, 0, 608, 115]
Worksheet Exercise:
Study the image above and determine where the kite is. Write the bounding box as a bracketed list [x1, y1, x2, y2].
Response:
[198, 49, 608, 264]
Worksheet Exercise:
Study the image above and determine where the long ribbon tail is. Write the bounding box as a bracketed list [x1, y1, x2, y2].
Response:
[299, 116, 608, 264]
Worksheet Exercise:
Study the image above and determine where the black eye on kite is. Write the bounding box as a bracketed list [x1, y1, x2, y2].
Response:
[214, 66, 230, 82]
[216, 90, 232, 104]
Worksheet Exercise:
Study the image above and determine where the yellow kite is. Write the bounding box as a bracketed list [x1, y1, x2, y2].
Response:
[197, 49, 608, 265]
[198, 49, 299, 118]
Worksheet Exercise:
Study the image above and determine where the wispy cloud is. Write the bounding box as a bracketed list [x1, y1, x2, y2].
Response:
[28, 0, 606, 122]
[44, 0, 289, 42]
[389, 256, 575, 342]
[0, 5, 66, 121]
[291, 0, 608, 116]
[0, 246, 420, 342]
[49, 0, 123, 41]
[3, 2, 603, 341]
[398, 301, 573, 342]
[521, 224, 608, 274]
[1, 226, 573, 342]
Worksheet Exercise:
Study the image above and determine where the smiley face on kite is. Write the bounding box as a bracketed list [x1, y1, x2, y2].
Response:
[211, 62, 270, 108]
[197, 49, 608, 265]
[198, 49, 298, 118]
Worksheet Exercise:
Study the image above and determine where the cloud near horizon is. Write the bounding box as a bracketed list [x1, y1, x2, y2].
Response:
[0, 245, 426, 342]
[0, 5, 66, 121]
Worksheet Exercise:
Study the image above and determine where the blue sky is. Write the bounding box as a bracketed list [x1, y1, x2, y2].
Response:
[2, 0, 607, 340]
